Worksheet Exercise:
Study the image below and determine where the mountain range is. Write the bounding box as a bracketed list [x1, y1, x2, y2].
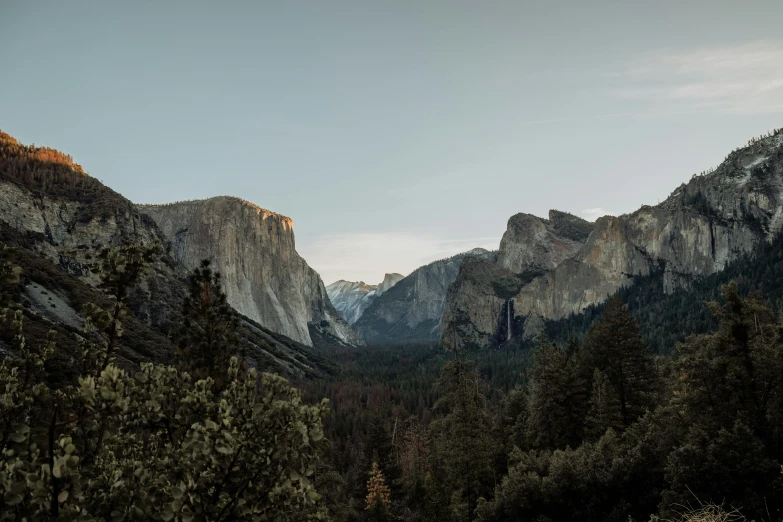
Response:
[441, 129, 783, 349]
[1, 126, 782, 356]
[0, 130, 346, 379]
[326, 273, 404, 325]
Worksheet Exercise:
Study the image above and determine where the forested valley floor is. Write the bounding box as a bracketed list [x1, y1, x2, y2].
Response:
[301, 231, 783, 522]
[2, 232, 783, 521]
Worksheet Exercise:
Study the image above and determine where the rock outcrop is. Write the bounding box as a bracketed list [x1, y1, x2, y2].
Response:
[497, 210, 593, 272]
[0, 129, 337, 377]
[326, 273, 403, 325]
[376, 272, 405, 297]
[354, 249, 492, 343]
[139, 198, 362, 347]
[443, 130, 783, 347]
[441, 211, 592, 347]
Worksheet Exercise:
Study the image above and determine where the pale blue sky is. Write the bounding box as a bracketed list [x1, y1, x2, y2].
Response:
[2, 1, 783, 284]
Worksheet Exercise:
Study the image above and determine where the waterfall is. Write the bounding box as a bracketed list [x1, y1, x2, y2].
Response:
[507, 299, 512, 341]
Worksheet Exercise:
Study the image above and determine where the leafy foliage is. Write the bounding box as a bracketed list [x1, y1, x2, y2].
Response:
[0, 244, 330, 521]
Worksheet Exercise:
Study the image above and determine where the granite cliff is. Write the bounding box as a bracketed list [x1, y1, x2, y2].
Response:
[139, 198, 362, 348]
[441, 211, 592, 347]
[355, 248, 492, 343]
[442, 130, 783, 348]
[0, 130, 336, 377]
[326, 272, 404, 325]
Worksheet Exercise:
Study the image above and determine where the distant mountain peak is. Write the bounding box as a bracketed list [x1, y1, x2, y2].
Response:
[376, 273, 404, 296]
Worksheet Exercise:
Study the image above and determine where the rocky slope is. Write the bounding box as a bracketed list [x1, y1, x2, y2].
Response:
[0, 130, 335, 377]
[326, 273, 403, 325]
[442, 211, 593, 348]
[443, 130, 783, 348]
[138, 198, 362, 348]
[354, 248, 492, 343]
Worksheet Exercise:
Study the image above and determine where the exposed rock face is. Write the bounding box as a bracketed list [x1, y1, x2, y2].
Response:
[0, 130, 342, 376]
[139, 198, 362, 347]
[513, 134, 783, 323]
[442, 211, 592, 347]
[354, 249, 492, 343]
[326, 280, 376, 325]
[498, 210, 592, 272]
[326, 273, 403, 325]
[440, 255, 508, 348]
[443, 131, 783, 346]
[0, 180, 159, 282]
[376, 273, 405, 297]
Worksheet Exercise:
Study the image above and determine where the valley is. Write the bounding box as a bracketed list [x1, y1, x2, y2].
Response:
[2, 127, 783, 521]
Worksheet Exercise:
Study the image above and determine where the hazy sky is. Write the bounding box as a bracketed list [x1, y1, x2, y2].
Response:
[2, 1, 783, 284]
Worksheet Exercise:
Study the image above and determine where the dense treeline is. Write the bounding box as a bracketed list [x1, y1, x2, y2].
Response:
[3, 228, 783, 520]
[2, 240, 782, 521]
[306, 285, 783, 521]
[0, 130, 131, 222]
[547, 227, 783, 354]
[0, 244, 329, 520]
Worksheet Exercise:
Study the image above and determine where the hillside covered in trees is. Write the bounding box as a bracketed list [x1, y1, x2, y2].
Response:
[4, 219, 782, 522]
[2, 130, 782, 521]
[298, 226, 783, 521]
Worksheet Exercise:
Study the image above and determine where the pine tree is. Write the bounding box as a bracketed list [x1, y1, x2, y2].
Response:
[362, 414, 401, 496]
[0, 244, 330, 521]
[0, 244, 22, 309]
[177, 259, 241, 384]
[365, 461, 392, 520]
[525, 338, 588, 449]
[582, 296, 657, 428]
[431, 359, 495, 522]
[81, 243, 161, 372]
[584, 368, 623, 441]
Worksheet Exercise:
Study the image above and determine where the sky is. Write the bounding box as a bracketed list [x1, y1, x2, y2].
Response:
[2, 1, 783, 285]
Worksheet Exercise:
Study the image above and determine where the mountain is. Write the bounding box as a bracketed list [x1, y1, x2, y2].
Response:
[376, 272, 404, 296]
[0, 129, 339, 377]
[354, 248, 493, 343]
[441, 211, 593, 347]
[442, 129, 783, 348]
[326, 273, 404, 325]
[138, 198, 363, 348]
[326, 280, 376, 324]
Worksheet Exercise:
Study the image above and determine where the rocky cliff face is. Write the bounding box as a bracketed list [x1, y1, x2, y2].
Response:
[376, 273, 404, 296]
[443, 130, 783, 347]
[326, 280, 376, 325]
[497, 210, 592, 272]
[139, 198, 362, 347]
[441, 211, 592, 347]
[0, 130, 338, 377]
[326, 273, 403, 325]
[354, 249, 492, 343]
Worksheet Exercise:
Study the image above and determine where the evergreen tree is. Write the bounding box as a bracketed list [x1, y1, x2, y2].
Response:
[0, 244, 21, 309]
[525, 338, 587, 449]
[177, 259, 241, 383]
[584, 369, 623, 441]
[0, 244, 330, 521]
[365, 461, 392, 521]
[82, 242, 160, 371]
[662, 282, 783, 516]
[582, 296, 657, 428]
[431, 359, 495, 522]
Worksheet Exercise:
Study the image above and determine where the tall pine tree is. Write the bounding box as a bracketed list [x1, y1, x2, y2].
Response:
[584, 368, 623, 441]
[177, 260, 241, 384]
[525, 337, 587, 449]
[581, 296, 657, 428]
[431, 359, 495, 522]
